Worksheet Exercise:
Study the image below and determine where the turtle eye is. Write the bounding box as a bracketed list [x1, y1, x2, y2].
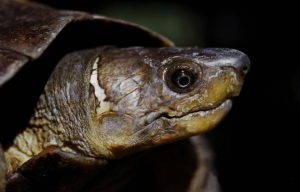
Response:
[164, 62, 201, 93]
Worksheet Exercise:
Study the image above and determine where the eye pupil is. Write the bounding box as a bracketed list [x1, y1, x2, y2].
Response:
[177, 72, 191, 87]
[171, 70, 194, 88]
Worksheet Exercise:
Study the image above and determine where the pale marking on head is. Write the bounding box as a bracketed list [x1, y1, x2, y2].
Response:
[90, 57, 112, 115]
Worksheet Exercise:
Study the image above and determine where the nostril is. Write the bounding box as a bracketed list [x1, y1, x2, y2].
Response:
[242, 65, 249, 75]
[240, 54, 251, 75]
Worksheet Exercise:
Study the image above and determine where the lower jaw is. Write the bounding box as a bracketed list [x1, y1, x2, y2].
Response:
[151, 99, 232, 145]
[175, 99, 232, 134]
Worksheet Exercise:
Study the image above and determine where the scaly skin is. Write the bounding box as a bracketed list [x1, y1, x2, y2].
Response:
[4, 47, 249, 175]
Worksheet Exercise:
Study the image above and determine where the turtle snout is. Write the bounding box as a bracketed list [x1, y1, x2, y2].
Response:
[223, 49, 251, 77]
[234, 52, 250, 76]
[203, 48, 251, 76]
[225, 51, 250, 97]
[206, 48, 251, 97]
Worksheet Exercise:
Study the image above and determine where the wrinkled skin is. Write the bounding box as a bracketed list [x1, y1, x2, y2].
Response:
[3, 46, 249, 191]
[91, 47, 249, 158]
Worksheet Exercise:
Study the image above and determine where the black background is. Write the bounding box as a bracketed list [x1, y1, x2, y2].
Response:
[20, 0, 300, 191]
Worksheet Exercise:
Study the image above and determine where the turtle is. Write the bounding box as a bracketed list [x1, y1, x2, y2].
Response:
[0, 0, 250, 191]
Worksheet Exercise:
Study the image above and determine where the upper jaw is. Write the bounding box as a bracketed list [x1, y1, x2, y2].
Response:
[142, 99, 232, 126]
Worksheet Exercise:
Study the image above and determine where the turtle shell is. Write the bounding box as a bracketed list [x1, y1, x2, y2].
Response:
[0, 0, 173, 86]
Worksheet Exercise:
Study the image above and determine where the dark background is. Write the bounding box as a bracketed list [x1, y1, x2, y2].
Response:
[32, 0, 300, 191]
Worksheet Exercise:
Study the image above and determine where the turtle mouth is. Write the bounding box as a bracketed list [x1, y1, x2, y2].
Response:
[145, 99, 232, 125]
[165, 99, 232, 123]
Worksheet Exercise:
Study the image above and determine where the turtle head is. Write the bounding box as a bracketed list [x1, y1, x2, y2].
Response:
[87, 47, 250, 158]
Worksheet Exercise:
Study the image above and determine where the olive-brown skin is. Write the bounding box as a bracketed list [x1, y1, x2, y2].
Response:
[3, 46, 249, 192]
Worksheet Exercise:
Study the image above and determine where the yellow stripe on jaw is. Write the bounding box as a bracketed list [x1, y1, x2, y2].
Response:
[151, 100, 232, 146]
[176, 100, 232, 135]
[90, 57, 112, 115]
